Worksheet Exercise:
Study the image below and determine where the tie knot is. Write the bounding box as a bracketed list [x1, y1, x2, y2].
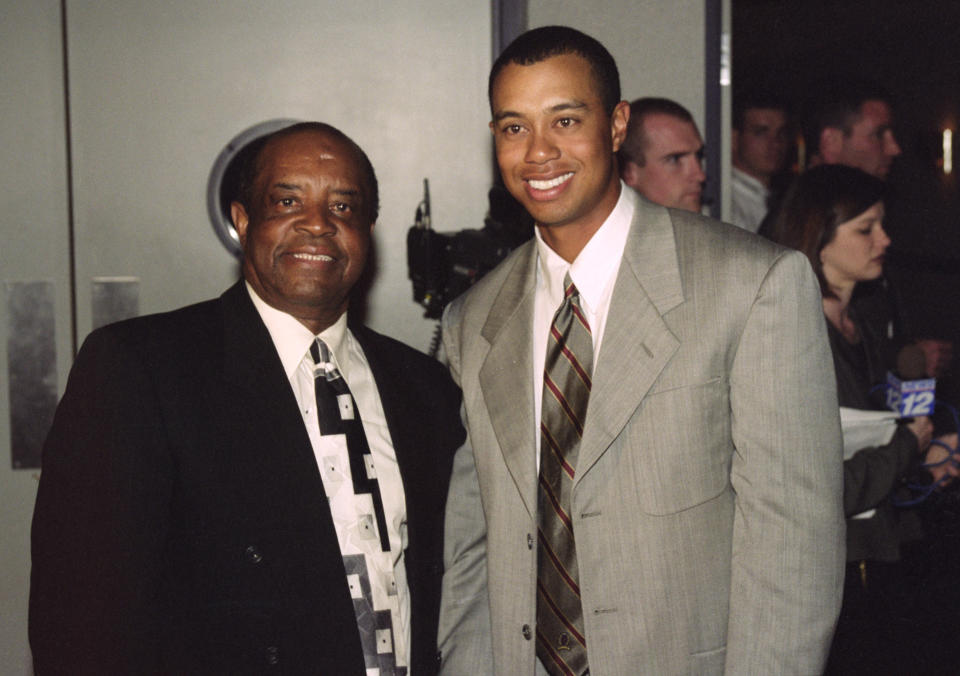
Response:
[563, 272, 579, 301]
[309, 339, 339, 380]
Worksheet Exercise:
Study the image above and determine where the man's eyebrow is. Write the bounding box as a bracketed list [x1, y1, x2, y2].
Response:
[330, 187, 361, 198]
[492, 100, 588, 122]
[493, 109, 522, 122]
[547, 100, 588, 114]
[661, 146, 705, 161]
[270, 182, 303, 191]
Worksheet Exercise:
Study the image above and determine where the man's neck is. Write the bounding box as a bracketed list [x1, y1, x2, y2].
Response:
[536, 180, 622, 263]
[537, 221, 603, 263]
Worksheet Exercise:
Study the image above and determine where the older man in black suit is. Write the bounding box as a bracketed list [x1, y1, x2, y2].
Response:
[29, 122, 464, 675]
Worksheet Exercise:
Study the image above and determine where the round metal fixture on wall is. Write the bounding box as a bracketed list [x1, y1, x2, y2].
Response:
[206, 119, 299, 258]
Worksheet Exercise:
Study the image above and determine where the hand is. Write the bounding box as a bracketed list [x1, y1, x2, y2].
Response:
[915, 338, 953, 378]
[924, 433, 959, 489]
[907, 415, 934, 451]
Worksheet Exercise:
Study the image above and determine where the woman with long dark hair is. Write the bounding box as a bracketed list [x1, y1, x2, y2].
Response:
[770, 164, 957, 673]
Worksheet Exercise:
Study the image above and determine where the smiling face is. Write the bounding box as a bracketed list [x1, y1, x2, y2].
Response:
[819, 201, 890, 289]
[490, 53, 628, 259]
[231, 129, 374, 333]
[622, 113, 705, 212]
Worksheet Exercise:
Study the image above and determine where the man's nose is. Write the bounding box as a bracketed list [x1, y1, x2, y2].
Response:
[297, 205, 337, 234]
[691, 159, 706, 182]
[524, 131, 560, 164]
[885, 130, 902, 158]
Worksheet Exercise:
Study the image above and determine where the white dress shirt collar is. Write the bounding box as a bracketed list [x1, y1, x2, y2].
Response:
[244, 282, 349, 376]
[534, 180, 636, 327]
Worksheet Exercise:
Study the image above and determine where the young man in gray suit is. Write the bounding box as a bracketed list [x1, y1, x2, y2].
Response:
[438, 26, 845, 675]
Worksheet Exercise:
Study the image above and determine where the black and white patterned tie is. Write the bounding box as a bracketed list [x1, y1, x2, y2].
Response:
[310, 339, 406, 675]
[536, 273, 592, 676]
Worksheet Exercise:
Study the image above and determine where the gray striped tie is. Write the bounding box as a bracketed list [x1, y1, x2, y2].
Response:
[536, 273, 592, 676]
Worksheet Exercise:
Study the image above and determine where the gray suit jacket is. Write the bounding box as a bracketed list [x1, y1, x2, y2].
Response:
[437, 197, 845, 675]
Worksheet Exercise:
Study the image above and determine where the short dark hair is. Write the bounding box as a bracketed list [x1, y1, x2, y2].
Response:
[802, 82, 893, 157]
[617, 97, 695, 168]
[234, 121, 380, 223]
[732, 91, 787, 132]
[768, 165, 886, 297]
[488, 25, 621, 115]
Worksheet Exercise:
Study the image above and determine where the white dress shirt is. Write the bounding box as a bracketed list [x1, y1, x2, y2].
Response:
[246, 283, 411, 673]
[730, 166, 769, 233]
[532, 182, 636, 465]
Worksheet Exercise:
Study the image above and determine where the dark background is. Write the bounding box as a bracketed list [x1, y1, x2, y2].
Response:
[733, 0, 960, 342]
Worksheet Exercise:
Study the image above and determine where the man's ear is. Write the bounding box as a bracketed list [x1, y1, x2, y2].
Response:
[230, 202, 249, 247]
[610, 100, 630, 152]
[820, 127, 843, 163]
[620, 158, 640, 187]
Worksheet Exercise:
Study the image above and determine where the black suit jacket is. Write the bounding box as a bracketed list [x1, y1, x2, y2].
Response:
[29, 282, 465, 675]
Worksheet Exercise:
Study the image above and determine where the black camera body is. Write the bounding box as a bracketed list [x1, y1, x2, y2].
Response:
[407, 180, 533, 320]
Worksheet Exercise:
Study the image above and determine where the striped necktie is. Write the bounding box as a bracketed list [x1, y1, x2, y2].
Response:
[536, 272, 592, 676]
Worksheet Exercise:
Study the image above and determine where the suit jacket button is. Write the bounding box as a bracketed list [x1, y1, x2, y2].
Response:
[522, 624, 532, 640]
[245, 545, 263, 564]
[265, 645, 279, 665]
[527, 533, 534, 549]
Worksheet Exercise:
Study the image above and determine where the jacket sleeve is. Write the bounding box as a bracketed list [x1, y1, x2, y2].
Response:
[725, 250, 846, 675]
[843, 425, 919, 516]
[436, 300, 494, 676]
[29, 327, 170, 675]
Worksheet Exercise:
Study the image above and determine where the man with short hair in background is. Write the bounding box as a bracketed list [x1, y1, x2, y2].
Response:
[617, 97, 706, 212]
[805, 85, 901, 180]
[730, 94, 789, 232]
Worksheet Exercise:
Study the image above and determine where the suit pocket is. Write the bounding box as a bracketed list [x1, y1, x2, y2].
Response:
[624, 378, 731, 514]
[690, 644, 726, 675]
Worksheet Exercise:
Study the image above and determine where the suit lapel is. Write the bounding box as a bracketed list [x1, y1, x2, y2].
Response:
[219, 282, 324, 483]
[576, 199, 684, 484]
[479, 243, 539, 517]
